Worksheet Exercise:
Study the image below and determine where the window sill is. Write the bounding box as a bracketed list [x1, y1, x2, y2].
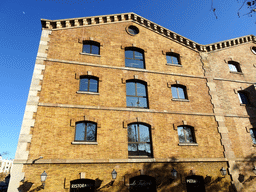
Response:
[71, 141, 98, 145]
[172, 98, 189, 102]
[80, 52, 101, 57]
[124, 66, 146, 70]
[229, 71, 243, 75]
[126, 106, 149, 109]
[178, 143, 198, 146]
[76, 91, 99, 95]
[166, 63, 182, 67]
[128, 156, 153, 159]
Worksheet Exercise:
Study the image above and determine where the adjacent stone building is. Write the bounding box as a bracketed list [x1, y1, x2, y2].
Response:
[8, 13, 256, 192]
[0, 155, 13, 174]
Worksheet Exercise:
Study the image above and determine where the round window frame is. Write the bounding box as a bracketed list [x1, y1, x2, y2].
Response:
[251, 46, 256, 55]
[126, 25, 139, 36]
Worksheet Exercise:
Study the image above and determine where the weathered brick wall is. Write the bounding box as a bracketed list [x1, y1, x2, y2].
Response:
[206, 43, 256, 160]
[27, 21, 225, 161]
[206, 43, 256, 82]
[28, 107, 223, 160]
[39, 62, 213, 113]
[47, 22, 204, 76]
[225, 117, 255, 158]
[22, 162, 230, 192]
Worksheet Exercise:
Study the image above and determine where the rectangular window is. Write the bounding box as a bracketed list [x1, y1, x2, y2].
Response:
[79, 77, 99, 93]
[82, 41, 100, 55]
[125, 49, 145, 69]
[75, 122, 97, 142]
[126, 81, 148, 108]
[178, 126, 196, 143]
[166, 53, 180, 65]
[128, 123, 153, 157]
[171, 85, 187, 99]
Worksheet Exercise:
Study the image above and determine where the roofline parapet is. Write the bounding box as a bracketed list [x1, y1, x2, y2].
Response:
[41, 12, 256, 53]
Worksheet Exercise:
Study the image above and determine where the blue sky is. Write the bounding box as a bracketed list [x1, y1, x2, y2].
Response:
[0, 0, 255, 159]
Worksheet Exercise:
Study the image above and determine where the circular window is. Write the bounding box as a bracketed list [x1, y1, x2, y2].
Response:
[127, 25, 139, 35]
[251, 46, 256, 55]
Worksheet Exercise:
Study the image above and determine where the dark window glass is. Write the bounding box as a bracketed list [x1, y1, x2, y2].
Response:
[128, 123, 152, 157]
[128, 26, 139, 35]
[126, 81, 148, 108]
[79, 76, 98, 92]
[177, 126, 196, 143]
[228, 61, 241, 72]
[166, 53, 180, 65]
[83, 42, 100, 55]
[171, 85, 187, 99]
[238, 91, 249, 104]
[125, 49, 145, 69]
[250, 128, 256, 144]
[251, 47, 256, 55]
[75, 122, 97, 142]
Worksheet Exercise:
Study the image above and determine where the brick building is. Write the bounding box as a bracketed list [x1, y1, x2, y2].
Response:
[8, 13, 256, 191]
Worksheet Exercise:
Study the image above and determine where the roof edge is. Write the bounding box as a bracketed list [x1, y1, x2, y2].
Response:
[40, 12, 256, 52]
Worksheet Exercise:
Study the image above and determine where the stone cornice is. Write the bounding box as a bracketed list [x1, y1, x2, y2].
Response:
[41, 12, 256, 53]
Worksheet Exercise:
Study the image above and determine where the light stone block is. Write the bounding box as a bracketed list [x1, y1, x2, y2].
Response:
[40, 40, 48, 45]
[18, 134, 32, 142]
[21, 119, 35, 129]
[34, 64, 45, 70]
[23, 111, 34, 119]
[7, 164, 24, 192]
[15, 142, 29, 159]
[24, 105, 38, 112]
[37, 52, 47, 58]
[215, 115, 224, 122]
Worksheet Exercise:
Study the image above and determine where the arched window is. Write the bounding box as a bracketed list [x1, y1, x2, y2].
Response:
[75, 121, 97, 142]
[250, 128, 256, 144]
[79, 76, 98, 92]
[238, 91, 249, 104]
[126, 80, 148, 108]
[82, 41, 100, 55]
[228, 61, 242, 72]
[125, 48, 145, 69]
[177, 126, 196, 143]
[171, 85, 187, 99]
[166, 53, 181, 65]
[128, 123, 153, 157]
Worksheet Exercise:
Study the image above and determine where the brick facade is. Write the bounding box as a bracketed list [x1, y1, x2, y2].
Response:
[8, 13, 256, 192]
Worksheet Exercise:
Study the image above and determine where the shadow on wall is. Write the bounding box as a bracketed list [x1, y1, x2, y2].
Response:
[18, 181, 34, 192]
[96, 157, 235, 192]
[244, 84, 256, 121]
[238, 84, 256, 191]
[232, 153, 256, 192]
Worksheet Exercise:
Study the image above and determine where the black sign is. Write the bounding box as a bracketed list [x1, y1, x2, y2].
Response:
[129, 175, 156, 192]
[186, 175, 206, 192]
[70, 179, 95, 192]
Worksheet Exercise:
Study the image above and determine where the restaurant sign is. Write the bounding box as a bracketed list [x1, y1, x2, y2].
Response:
[129, 175, 156, 192]
[185, 175, 206, 192]
[70, 179, 95, 192]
